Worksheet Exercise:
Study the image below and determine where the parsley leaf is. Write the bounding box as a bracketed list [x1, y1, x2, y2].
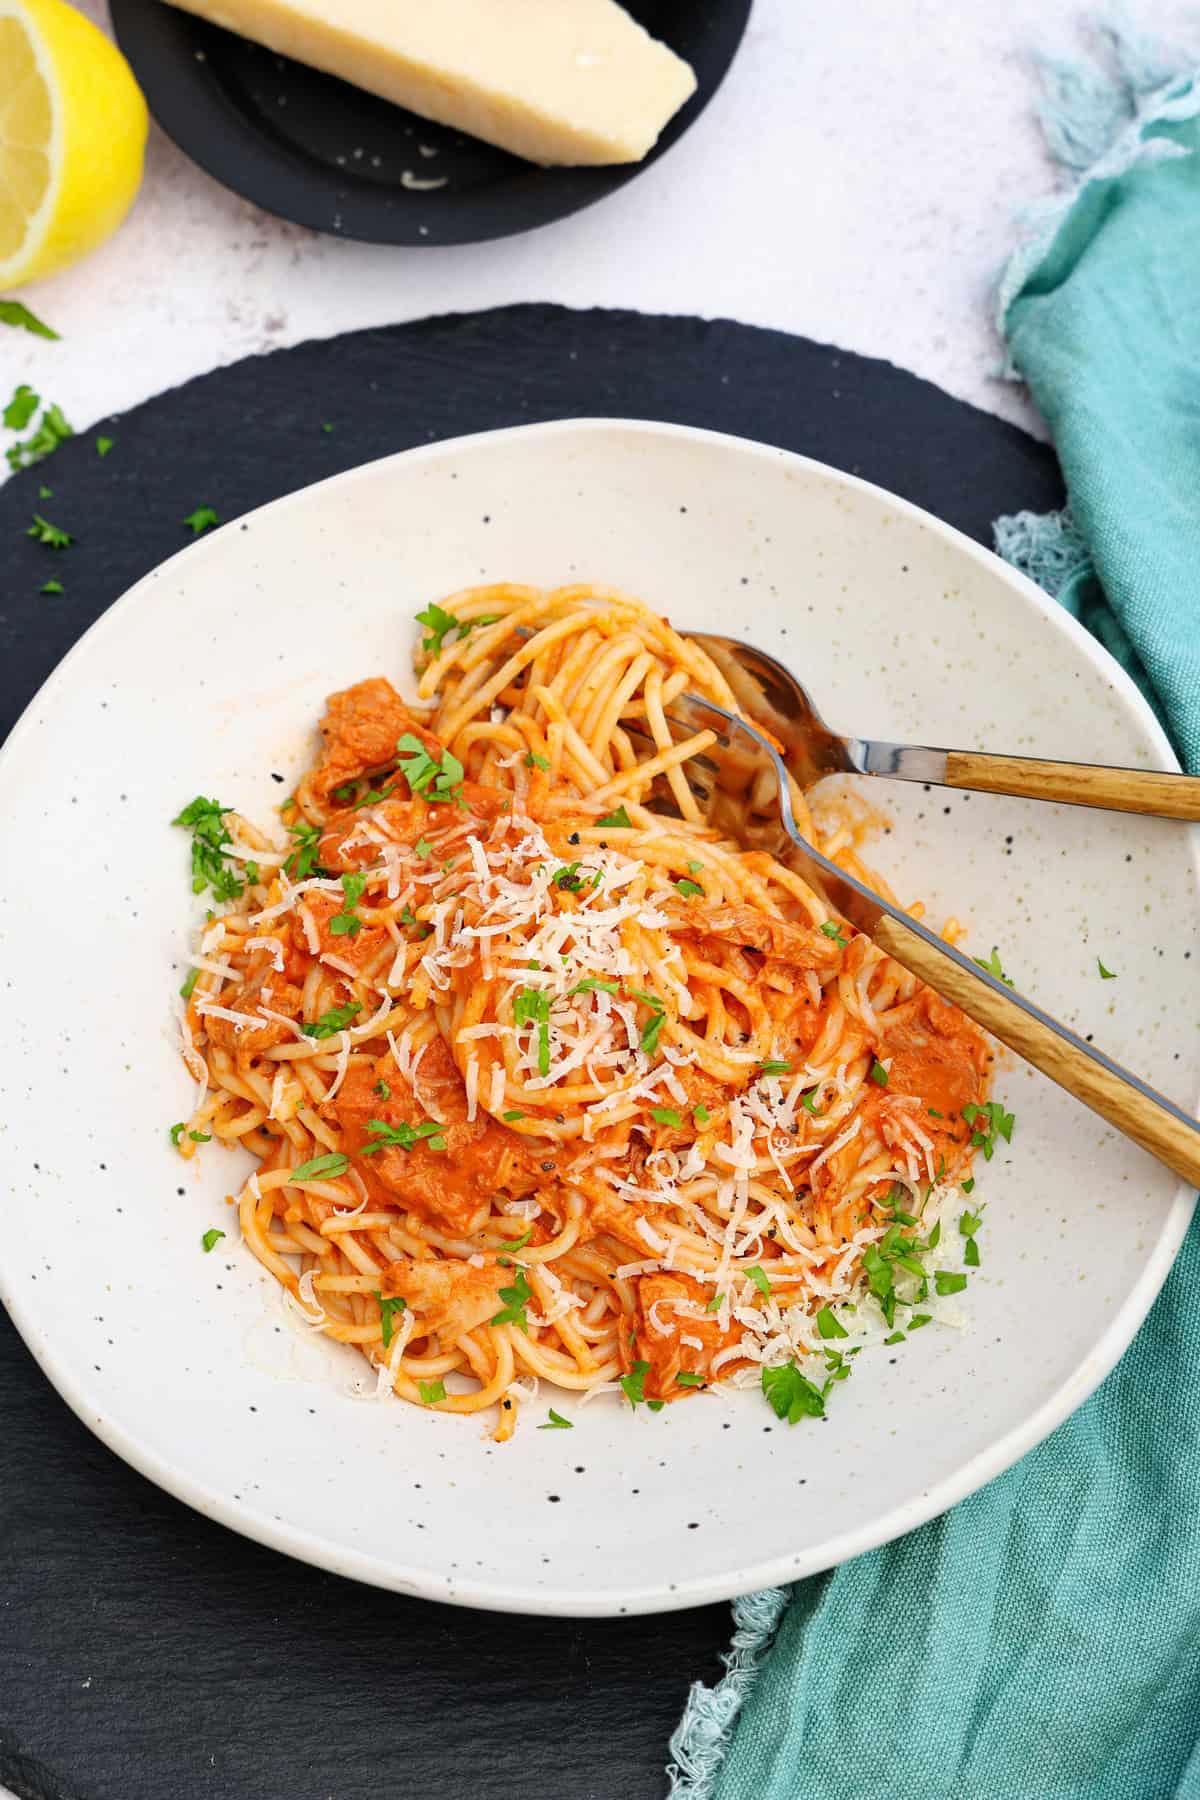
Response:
[761, 1360, 827, 1423]
[869, 1059, 889, 1087]
[182, 506, 219, 535]
[961, 1177, 975, 1194]
[570, 976, 619, 997]
[172, 796, 245, 901]
[1098, 958, 1116, 980]
[964, 1237, 981, 1267]
[291, 1152, 350, 1180]
[746, 1264, 771, 1297]
[552, 861, 586, 892]
[694, 1103, 712, 1124]
[816, 1305, 848, 1340]
[201, 1229, 225, 1253]
[650, 1106, 682, 1128]
[301, 1002, 362, 1040]
[284, 818, 325, 880]
[413, 836, 433, 859]
[959, 1209, 982, 1238]
[539, 1408, 573, 1429]
[524, 751, 550, 771]
[361, 1118, 446, 1155]
[40, 578, 64, 595]
[910, 1312, 932, 1330]
[973, 945, 1014, 987]
[97, 436, 114, 458]
[513, 986, 552, 1077]
[883, 1330, 906, 1345]
[0, 299, 58, 338]
[3, 384, 38, 430]
[595, 806, 632, 829]
[799, 1088, 824, 1116]
[934, 1270, 968, 1296]
[706, 1293, 724, 1313]
[419, 1379, 446, 1405]
[27, 512, 71, 548]
[396, 732, 464, 807]
[620, 1360, 651, 1408]
[415, 601, 459, 657]
[374, 1292, 406, 1348]
[501, 1110, 526, 1122]
[169, 1122, 185, 1146]
[7, 401, 73, 471]
[491, 1265, 533, 1332]
[179, 967, 199, 1000]
[675, 877, 704, 898]
[189, 1130, 211, 1143]
[675, 1371, 705, 1388]
[329, 869, 367, 937]
[760, 1059, 791, 1077]
[819, 919, 849, 945]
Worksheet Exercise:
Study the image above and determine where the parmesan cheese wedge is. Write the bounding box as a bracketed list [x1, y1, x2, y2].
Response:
[163, 0, 698, 166]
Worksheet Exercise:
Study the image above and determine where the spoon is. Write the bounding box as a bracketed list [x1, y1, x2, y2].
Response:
[630, 688, 1200, 1186]
[687, 632, 1200, 818]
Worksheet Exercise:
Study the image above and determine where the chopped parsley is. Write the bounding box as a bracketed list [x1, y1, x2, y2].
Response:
[96, 436, 114, 458]
[694, 1103, 711, 1125]
[884, 1330, 906, 1345]
[374, 1292, 406, 1348]
[760, 1059, 791, 1077]
[182, 506, 219, 535]
[570, 976, 619, 997]
[539, 1408, 573, 1429]
[172, 796, 245, 901]
[179, 967, 199, 1000]
[910, 1313, 932, 1330]
[1098, 958, 1116, 980]
[650, 1106, 682, 1129]
[746, 1265, 771, 1297]
[201, 1229, 225, 1253]
[524, 751, 550, 771]
[705, 1292, 724, 1313]
[189, 1130, 211, 1143]
[960, 1208, 982, 1268]
[935, 1270, 968, 1296]
[419, 1379, 446, 1405]
[290, 1152, 350, 1181]
[961, 1100, 1014, 1161]
[819, 919, 849, 945]
[799, 1088, 824, 1116]
[169, 1122, 185, 1146]
[0, 298, 58, 338]
[284, 818, 325, 880]
[329, 870, 367, 937]
[675, 1371, 705, 1388]
[513, 986, 552, 1077]
[500, 1226, 534, 1252]
[552, 861, 586, 892]
[395, 732, 464, 807]
[675, 877, 704, 898]
[761, 1360, 828, 1423]
[815, 1305, 848, 1340]
[301, 1001, 362, 1039]
[413, 836, 433, 859]
[869, 1059, 889, 1087]
[961, 1177, 975, 1194]
[415, 601, 461, 657]
[627, 987, 666, 1057]
[40, 579, 64, 595]
[501, 1110, 526, 1122]
[3, 384, 38, 430]
[973, 945, 1014, 987]
[620, 1360, 651, 1408]
[860, 1215, 944, 1328]
[27, 512, 71, 548]
[595, 805, 632, 829]
[374, 1078, 391, 1099]
[491, 1265, 533, 1332]
[8, 401, 73, 471]
[361, 1118, 446, 1155]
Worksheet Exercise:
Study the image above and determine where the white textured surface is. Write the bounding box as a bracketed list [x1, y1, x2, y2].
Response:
[3, 0, 1150, 452]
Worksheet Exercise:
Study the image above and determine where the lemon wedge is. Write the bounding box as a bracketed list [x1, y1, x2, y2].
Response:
[0, 0, 148, 289]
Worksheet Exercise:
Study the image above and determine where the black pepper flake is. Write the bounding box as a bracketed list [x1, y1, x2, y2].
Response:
[540, 1160, 556, 1172]
[271, 772, 285, 783]
[502, 1399, 512, 1410]
[568, 832, 580, 845]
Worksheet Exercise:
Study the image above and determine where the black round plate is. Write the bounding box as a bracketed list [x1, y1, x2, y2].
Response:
[109, 1, 753, 246]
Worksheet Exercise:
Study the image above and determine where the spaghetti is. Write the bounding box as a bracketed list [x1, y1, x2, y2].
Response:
[173, 583, 996, 1437]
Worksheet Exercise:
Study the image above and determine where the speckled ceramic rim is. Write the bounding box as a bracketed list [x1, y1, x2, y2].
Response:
[1, 419, 1194, 1617]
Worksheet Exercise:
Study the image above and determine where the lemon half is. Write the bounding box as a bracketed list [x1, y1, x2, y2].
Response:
[0, 0, 148, 289]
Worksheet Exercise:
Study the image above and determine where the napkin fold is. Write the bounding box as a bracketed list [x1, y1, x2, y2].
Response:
[669, 27, 1200, 1799]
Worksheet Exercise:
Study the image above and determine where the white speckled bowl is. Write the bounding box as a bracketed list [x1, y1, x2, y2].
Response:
[1, 420, 1196, 1616]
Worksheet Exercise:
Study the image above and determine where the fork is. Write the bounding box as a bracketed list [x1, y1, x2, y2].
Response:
[688, 632, 1200, 818]
[630, 690, 1200, 1186]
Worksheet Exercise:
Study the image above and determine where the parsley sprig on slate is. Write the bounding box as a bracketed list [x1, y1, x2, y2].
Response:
[27, 512, 71, 548]
[8, 400, 72, 471]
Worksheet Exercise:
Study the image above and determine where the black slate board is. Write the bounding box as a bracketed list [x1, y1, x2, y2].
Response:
[0, 305, 1063, 1800]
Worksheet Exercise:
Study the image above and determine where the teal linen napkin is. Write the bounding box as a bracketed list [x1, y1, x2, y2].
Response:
[670, 32, 1200, 1800]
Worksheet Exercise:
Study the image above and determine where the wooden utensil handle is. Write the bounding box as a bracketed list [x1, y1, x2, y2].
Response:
[943, 751, 1200, 819]
[873, 913, 1200, 1185]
